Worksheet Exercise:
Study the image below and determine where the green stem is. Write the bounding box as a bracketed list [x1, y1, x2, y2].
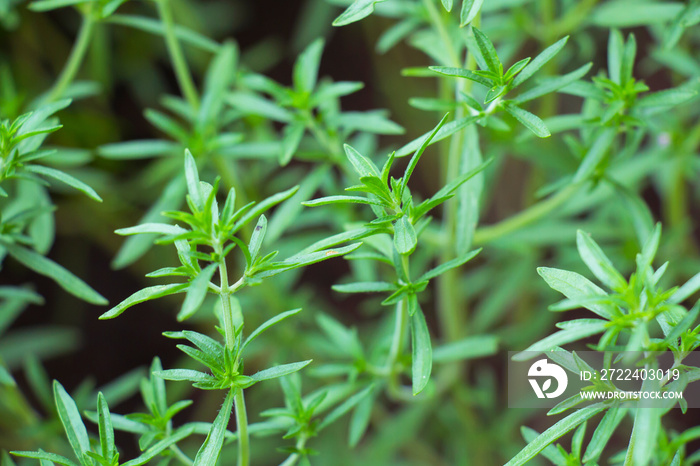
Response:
[280, 433, 309, 466]
[472, 183, 580, 245]
[170, 445, 194, 465]
[234, 388, 250, 466]
[47, 8, 97, 102]
[434, 13, 479, 345]
[217, 256, 237, 350]
[156, 0, 200, 110]
[422, 0, 461, 68]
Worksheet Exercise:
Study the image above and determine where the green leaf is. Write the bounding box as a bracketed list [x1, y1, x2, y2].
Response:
[504, 58, 531, 83]
[0, 364, 15, 386]
[280, 122, 305, 166]
[242, 308, 302, 351]
[393, 216, 417, 255]
[620, 33, 636, 86]
[319, 385, 374, 431]
[611, 180, 654, 246]
[512, 320, 608, 360]
[336, 111, 405, 135]
[233, 186, 299, 233]
[460, 0, 484, 26]
[227, 92, 293, 122]
[53, 381, 90, 466]
[512, 36, 569, 87]
[410, 307, 432, 395]
[572, 127, 616, 182]
[23, 165, 102, 202]
[472, 27, 501, 75]
[504, 104, 550, 138]
[154, 369, 215, 383]
[582, 405, 627, 462]
[401, 114, 449, 194]
[396, 115, 481, 156]
[178, 263, 217, 321]
[112, 176, 186, 269]
[342, 144, 380, 178]
[266, 165, 330, 243]
[669, 271, 700, 304]
[505, 404, 606, 466]
[303, 195, 388, 207]
[520, 427, 567, 465]
[455, 126, 485, 254]
[10, 451, 78, 466]
[100, 284, 187, 319]
[636, 88, 697, 109]
[192, 390, 234, 466]
[115, 223, 188, 237]
[121, 425, 195, 466]
[28, 0, 88, 12]
[184, 149, 203, 210]
[349, 387, 374, 447]
[636, 222, 661, 278]
[248, 215, 267, 265]
[512, 62, 592, 103]
[96, 393, 115, 461]
[294, 38, 324, 92]
[432, 335, 498, 363]
[250, 360, 312, 382]
[332, 282, 396, 293]
[440, 0, 452, 11]
[417, 248, 481, 282]
[253, 243, 362, 279]
[537, 267, 614, 318]
[608, 29, 624, 84]
[199, 41, 238, 127]
[332, 0, 387, 26]
[2, 242, 107, 305]
[430, 66, 492, 87]
[589, 1, 684, 27]
[576, 230, 626, 291]
[625, 381, 663, 466]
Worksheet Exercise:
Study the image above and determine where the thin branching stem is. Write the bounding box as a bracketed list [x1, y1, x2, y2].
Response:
[47, 7, 97, 102]
[473, 183, 581, 245]
[234, 388, 250, 466]
[156, 0, 200, 111]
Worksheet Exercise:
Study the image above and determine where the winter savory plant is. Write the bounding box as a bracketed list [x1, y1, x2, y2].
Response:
[1, 0, 700, 465]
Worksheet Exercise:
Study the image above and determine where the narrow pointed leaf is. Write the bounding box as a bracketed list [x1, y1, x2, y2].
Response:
[505, 404, 606, 466]
[243, 308, 302, 351]
[24, 165, 102, 202]
[53, 381, 90, 466]
[250, 360, 312, 382]
[178, 263, 218, 321]
[3, 242, 107, 305]
[393, 216, 417, 255]
[192, 391, 234, 466]
[512, 36, 569, 87]
[411, 307, 432, 395]
[504, 104, 550, 138]
[100, 284, 187, 319]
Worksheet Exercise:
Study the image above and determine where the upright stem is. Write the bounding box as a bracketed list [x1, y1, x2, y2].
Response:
[156, 0, 200, 111]
[217, 256, 236, 350]
[432, 12, 480, 345]
[472, 183, 580, 245]
[234, 389, 250, 466]
[216, 251, 249, 466]
[47, 8, 97, 102]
